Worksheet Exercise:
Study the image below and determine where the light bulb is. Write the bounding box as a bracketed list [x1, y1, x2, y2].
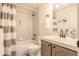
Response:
[55, 4, 60, 8]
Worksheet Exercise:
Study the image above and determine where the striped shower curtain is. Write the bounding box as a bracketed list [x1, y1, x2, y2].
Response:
[1, 3, 16, 56]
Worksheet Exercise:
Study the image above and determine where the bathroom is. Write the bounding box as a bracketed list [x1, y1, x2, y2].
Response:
[0, 3, 79, 56]
[15, 3, 55, 56]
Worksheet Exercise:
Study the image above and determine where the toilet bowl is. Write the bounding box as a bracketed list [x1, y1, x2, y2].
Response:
[28, 43, 41, 56]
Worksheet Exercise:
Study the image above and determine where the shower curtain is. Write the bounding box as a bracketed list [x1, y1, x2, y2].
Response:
[1, 3, 16, 56]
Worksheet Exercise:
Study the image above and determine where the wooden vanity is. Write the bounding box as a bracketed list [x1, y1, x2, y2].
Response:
[40, 36, 78, 56]
[41, 40, 77, 56]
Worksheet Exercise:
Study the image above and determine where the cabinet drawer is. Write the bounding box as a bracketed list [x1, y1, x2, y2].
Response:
[41, 40, 77, 56]
[55, 45, 77, 56]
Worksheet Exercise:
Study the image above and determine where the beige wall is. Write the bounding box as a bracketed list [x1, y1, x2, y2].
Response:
[16, 4, 54, 41]
[38, 4, 78, 39]
[77, 4, 79, 40]
[16, 6, 33, 55]
[15, 6, 33, 42]
[38, 4, 53, 36]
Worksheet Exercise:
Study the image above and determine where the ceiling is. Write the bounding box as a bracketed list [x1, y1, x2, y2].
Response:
[16, 3, 76, 11]
[53, 3, 77, 11]
[16, 3, 42, 10]
[16, 3, 49, 11]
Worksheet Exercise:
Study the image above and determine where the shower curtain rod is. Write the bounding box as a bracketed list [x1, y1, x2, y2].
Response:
[16, 4, 39, 12]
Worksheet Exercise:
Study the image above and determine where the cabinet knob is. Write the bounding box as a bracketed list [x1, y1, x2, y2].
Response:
[53, 46, 55, 48]
[48, 44, 52, 46]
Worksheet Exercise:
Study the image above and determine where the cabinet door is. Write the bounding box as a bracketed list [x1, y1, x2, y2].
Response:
[52, 44, 55, 56]
[41, 40, 52, 56]
[55, 45, 77, 56]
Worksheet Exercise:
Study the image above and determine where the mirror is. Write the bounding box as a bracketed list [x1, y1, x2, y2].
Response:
[52, 3, 77, 38]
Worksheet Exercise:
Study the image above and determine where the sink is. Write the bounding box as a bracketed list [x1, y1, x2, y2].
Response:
[41, 35, 77, 47]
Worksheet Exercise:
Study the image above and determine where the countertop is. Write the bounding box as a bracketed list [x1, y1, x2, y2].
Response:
[39, 35, 79, 56]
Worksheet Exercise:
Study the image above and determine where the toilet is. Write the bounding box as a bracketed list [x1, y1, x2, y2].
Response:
[28, 43, 41, 56]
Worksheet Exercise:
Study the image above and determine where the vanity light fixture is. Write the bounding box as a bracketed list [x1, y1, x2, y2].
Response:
[52, 3, 60, 8]
[53, 3, 67, 8]
[54, 3, 60, 8]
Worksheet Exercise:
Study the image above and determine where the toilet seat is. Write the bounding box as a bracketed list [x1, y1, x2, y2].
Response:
[27, 43, 41, 56]
[28, 43, 40, 51]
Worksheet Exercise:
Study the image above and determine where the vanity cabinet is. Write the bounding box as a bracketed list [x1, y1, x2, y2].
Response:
[41, 40, 52, 56]
[41, 40, 77, 56]
[55, 45, 77, 56]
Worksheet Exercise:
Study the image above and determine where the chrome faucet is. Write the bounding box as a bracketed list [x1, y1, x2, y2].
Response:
[60, 29, 68, 38]
[60, 29, 64, 38]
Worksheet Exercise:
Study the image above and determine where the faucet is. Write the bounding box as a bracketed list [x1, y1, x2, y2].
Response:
[60, 29, 68, 38]
[60, 29, 63, 37]
[60, 29, 65, 38]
